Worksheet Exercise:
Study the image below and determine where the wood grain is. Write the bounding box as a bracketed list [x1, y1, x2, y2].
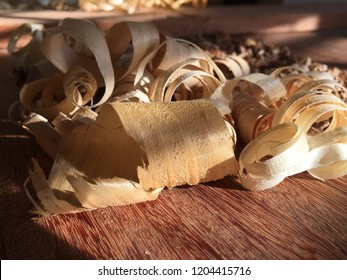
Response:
[1, 134, 346, 259]
[0, 6, 347, 260]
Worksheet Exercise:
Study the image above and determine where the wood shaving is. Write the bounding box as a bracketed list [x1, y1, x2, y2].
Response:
[7, 18, 347, 215]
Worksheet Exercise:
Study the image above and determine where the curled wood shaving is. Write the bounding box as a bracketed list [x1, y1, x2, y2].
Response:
[239, 123, 309, 190]
[221, 72, 286, 143]
[19, 74, 74, 121]
[148, 58, 221, 102]
[106, 21, 160, 83]
[41, 18, 115, 108]
[7, 18, 347, 215]
[213, 55, 250, 79]
[232, 92, 274, 144]
[236, 72, 347, 190]
[239, 123, 347, 190]
[7, 23, 45, 67]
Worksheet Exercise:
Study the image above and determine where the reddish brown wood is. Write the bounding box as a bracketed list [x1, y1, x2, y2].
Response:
[1, 4, 347, 46]
[0, 7, 347, 260]
[258, 31, 347, 70]
[1, 130, 346, 259]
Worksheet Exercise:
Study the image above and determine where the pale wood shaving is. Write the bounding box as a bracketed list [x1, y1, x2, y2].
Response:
[7, 18, 347, 215]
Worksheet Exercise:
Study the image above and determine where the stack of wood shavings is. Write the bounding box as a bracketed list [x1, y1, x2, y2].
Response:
[8, 19, 347, 216]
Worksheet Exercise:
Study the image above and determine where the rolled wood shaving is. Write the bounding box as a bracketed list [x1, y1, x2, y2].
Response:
[232, 92, 275, 144]
[239, 80, 347, 190]
[25, 100, 238, 215]
[41, 18, 115, 108]
[150, 35, 208, 77]
[220, 73, 286, 143]
[19, 74, 74, 121]
[106, 21, 160, 82]
[19, 66, 98, 121]
[147, 58, 222, 102]
[272, 90, 347, 133]
[239, 124, 347, 190]
[213, 55, 251, 79]
[231, 73, 286, 107]
[271, 66, 336, 99]
[7, 23, 45, 66]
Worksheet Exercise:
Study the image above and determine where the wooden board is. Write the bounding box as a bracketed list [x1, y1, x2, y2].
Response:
[1, 3, 347, 39]
[0, 6, 347, 260]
